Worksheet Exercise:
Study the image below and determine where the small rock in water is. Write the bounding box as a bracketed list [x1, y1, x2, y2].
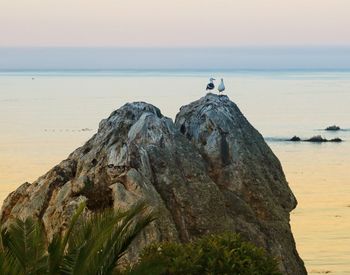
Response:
[310, 270, 332, 274]
[306, 135, 326, 142]
[305, 136, 342, 143]
[329, 138, 342, 142]
[325, 125, 341, 131]
[290, 136, 301, 142]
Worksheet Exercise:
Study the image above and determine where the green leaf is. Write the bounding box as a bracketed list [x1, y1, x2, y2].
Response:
[1, 217, 47, 275]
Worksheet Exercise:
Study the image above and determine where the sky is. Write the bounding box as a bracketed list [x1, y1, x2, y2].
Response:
[1, 1, 350, 70]
[1, 0, 350, 47]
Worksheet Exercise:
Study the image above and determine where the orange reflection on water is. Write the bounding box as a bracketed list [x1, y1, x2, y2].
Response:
[271, 143, 350, 275]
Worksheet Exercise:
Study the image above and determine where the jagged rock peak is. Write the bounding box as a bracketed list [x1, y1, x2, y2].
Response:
[98, 101, 163, 131]
[176, 93, 297, 213]
[0, 94, 306, 275]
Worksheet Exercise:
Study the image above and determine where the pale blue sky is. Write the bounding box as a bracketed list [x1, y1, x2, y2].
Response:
[1, 0, 350, 47]
[1, 47, 350, 70]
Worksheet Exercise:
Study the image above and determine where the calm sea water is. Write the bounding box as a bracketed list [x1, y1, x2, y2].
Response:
[0, 71, 349, 274]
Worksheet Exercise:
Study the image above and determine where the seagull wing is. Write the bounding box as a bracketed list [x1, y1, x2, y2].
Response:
[206, 83, 215, 90]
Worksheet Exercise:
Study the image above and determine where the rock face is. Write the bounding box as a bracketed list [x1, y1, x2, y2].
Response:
[0, 93, 306, 274]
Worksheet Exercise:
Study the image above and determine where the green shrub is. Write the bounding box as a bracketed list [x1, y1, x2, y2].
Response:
[128, 233, 281, 275]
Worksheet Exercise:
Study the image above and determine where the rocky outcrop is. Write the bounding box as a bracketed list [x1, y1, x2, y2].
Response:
[325, 125, 341, 131]
[289, 135, 343, 143]
[0, 93, 306, 274]
[306, 135, 342, 142]
[290, 136, 301, 142]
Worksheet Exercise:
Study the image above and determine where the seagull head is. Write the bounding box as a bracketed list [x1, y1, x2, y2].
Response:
[209, 77, 216, 82]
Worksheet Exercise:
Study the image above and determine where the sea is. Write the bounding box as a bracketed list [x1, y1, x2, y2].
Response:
[0, 70, 349, 274]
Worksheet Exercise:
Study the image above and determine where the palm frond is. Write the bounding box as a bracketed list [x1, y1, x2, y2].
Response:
[0, 247, 22, 275]
[97, 204, 156, 275]
[62, 209, 123, 275]
[0, 201, 155, 275]
[62, 202, 156, 275]
[48, 202, 86, 275]
[1, 217, 47, 275]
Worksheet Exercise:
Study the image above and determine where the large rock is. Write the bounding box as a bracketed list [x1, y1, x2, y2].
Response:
[0, 93, 306, 274]
[175, 94, 306, 274]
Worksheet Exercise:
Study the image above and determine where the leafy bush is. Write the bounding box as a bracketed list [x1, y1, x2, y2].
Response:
[128, 233, 281, 275]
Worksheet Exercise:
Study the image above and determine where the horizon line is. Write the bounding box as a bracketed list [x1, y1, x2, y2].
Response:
[1, 45, 350, 49]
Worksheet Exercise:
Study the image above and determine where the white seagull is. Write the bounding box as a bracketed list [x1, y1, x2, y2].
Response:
[218, 78, 225, 94]
[206, 77, 216, 91]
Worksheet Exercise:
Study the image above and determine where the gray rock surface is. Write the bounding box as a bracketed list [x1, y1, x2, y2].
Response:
[0, 93, 306, 274]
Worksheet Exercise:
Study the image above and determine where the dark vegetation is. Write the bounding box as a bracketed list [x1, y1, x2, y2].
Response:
[126, 233, 281, 275]
[0, 203, 281, 275]
[0, 202, 154, 275]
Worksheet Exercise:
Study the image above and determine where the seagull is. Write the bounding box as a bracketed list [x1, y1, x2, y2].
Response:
[206, 78, 216, 91]
[218, 78, 225, 94]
